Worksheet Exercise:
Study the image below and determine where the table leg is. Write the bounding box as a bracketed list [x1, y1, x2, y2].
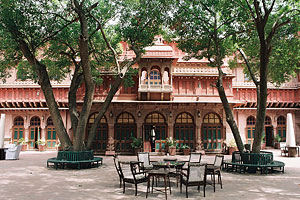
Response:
[146, 176, 150, 198]
[164, 175, 167, 200]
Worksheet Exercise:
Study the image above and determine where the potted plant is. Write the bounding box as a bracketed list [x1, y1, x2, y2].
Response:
[166, 137, 176, 156]
[17, 138, 27, 151]
[36, 139, 46, 151]
[181, 144, 191, 155]
[55, 143, 63, 151]
[274, 135, 281, 149]
[228, 139, 238, 155]
[130, 136, 142, 155]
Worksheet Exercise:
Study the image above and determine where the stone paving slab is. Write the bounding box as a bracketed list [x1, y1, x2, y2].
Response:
[0, 149, 300, 200]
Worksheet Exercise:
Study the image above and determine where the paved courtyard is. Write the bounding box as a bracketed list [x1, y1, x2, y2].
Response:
[0, 149, 300, 200]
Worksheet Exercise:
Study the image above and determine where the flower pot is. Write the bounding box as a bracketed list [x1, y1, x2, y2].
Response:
[38, 145, 45, 151]
[169, 147, 176, 156]
[183, 148, 191, 155]
[261, 143, 266, 150]
[21, 144, 27, 151]
[228, 147, 237, 155]
[134, 147, 141, 155]
[274, 142, 280, 149]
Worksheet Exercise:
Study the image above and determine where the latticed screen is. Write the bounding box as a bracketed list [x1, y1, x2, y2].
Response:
[30, 116, 41, 126]
[115, 112, 136, 152]
[145, 112, 165, 123]
[12, 117, 24, 144]
[265, 116, 271, 125]
[246, 116, 256, 144]
[277, 116, 286, 142]
[87, 113, 108, 152]
[202, 113, 223, 150]
[149, 70, 161, 85]
[175, 112, 195, 149]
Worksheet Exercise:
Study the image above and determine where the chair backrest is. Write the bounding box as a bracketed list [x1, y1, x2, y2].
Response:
[118, 161, 131, 179]
[187, 163, 206, 183]
[189, 152, 202, 163]
[137, 152, 151, 167]
[233, 151, 241, 163]
[113, 156, 121, 177]
[213, 155, 224, 167]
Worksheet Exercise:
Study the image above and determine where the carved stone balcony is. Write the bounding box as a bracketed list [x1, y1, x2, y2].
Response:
[138, 84, 173, 93]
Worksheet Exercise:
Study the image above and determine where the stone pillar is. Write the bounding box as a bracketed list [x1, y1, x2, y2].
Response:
[0, 114, 5, 148]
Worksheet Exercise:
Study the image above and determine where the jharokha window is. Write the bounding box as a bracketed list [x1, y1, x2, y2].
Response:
[277, 116, 286, 142]
[12, 116, 24, 144]
[202, 113, 223, 150]
[246, 116, 256, 145]
[174, 112, 195, 150]
[87, 113, 108, 152]
[46, 117, 57, 149]
[115, 112, 136, 152]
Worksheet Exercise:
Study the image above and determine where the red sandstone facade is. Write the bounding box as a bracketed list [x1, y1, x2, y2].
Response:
[1, 36, 299, 153]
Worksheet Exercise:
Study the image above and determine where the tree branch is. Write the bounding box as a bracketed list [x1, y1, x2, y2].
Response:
[238, 48, 259, 86]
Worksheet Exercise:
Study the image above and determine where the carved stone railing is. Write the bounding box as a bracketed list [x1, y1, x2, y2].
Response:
[138, 84, 172, 93]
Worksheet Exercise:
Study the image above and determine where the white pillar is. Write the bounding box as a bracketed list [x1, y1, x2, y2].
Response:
[0, 114, 5, 148]
[286, 113, 296, 147]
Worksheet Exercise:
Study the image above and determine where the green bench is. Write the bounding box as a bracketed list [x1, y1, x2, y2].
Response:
[223, 151, 285, 174]
[47, 151, 103, 170]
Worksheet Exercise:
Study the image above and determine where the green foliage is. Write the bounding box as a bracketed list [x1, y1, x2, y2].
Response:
[180, 144, 190, 149]
[166, 137, 176, 147]
[36, 139, 46, 146]
[17, 138, 26, 145]
[275, 134, 282, 143]
[130, 136, 142, 148]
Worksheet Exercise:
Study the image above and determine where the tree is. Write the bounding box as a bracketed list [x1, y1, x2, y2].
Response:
[168, 0, 245, 152]
[236, 0, 300, 153]
[0, 0, 169, 151]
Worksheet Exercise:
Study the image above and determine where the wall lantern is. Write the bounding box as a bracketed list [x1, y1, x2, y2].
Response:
[197, 111, 201, 118]
[169, 111, 172, 118]
[137, 111, 142, 117]
[109, 111, 113, 118]
[42, 116, 44, 121]
[24, 116, 27, 120]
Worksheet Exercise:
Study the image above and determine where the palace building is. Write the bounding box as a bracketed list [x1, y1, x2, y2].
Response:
[0, 36, 299, 153]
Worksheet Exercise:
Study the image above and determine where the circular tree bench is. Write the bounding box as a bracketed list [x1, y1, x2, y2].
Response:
[47, 151, 103, 170]
[223, 151, 285, 174]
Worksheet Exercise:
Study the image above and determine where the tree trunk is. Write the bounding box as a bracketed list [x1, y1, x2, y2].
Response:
[86, 59, 140, 149]
[18, 40, 73, 150]
[73, 1, 95, 151]
[216, 67, 244, 152]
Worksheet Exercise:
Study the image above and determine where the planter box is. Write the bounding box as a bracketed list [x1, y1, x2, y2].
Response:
[228, 147, 237, 155]
[38, 145, 45, 151]
[274, 142, 280, 149]
[169, 147, 176, 156]
[21, 144, 27, 151]
[183, 149, 191, 155]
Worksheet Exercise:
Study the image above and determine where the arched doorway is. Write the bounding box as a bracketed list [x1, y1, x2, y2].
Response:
[115, 112, 136, 153]
[265, 116, 273, 146]
[46, 117, 57, 149]
[277, 116, 286, 142]
[144, 112, 167, 152]
[12, 116, 24, 144]
[174, 112, 195, 150]
[29, 116, 41, 149]
[202, 113, 223, 151]
[87, 113, 108, 152]
[246, 116, 256, 145]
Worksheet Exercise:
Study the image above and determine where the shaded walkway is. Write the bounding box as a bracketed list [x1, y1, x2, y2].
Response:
[0, 149, 300, 200]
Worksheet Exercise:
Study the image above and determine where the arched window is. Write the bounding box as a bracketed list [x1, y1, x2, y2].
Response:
[144, 112, 167, 151]
[174, 112, 195, 149]
[87, 113, 108, 152]
[29, 116, 41, 149]
[115, 112, 136, 152]
[246, 116, 256, 145]
[265, 116, 271, 125]
[277, 116, 286, 142]
[202, 113, 223, 150]
[149, 69, 161, 85]
[12, 116, 24, 144]
[46, 117, 57, 149]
